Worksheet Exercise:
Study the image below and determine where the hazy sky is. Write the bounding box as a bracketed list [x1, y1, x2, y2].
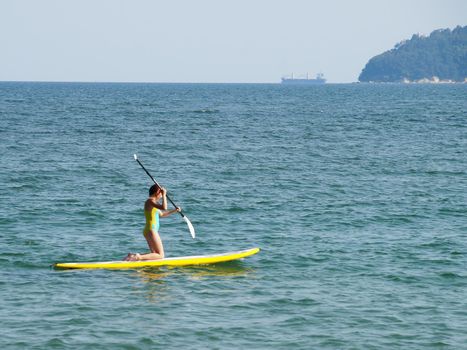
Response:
[1, 0, 465, 83]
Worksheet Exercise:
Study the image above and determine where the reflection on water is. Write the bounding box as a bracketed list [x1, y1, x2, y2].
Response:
[132, 261, 256, 303]
[175, 262, 255, 280]
[137, 261, 255, 281]
[133, 270, 172, 303]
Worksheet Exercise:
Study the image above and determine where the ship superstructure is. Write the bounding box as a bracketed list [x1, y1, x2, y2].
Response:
[281, 73, 326, 84]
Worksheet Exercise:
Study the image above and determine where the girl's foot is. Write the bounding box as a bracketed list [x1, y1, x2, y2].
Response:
[124, 253, 139, 261]
[131, 253, 141, 261]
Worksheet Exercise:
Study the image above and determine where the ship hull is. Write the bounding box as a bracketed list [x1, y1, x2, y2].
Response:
[281, 78, 326, 84]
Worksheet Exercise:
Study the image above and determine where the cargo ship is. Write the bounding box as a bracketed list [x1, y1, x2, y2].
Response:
[281, 73, 326, 84]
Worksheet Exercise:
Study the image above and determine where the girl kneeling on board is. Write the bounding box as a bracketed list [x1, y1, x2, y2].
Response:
[124, 184, 180, 261]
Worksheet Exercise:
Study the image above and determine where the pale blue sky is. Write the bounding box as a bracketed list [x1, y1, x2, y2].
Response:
[1, 0, 465, 83]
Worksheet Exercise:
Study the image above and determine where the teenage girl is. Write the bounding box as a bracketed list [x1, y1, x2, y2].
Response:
[124, 184, 180, 261]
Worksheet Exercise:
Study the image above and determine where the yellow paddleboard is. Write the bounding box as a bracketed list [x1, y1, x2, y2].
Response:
[54, 247, 260, 270]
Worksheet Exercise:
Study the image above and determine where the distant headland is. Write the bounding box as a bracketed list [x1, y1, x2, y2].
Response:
[359, 25, 467, 83]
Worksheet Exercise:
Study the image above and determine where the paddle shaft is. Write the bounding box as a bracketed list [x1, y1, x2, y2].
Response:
[134, 157, 186, 218]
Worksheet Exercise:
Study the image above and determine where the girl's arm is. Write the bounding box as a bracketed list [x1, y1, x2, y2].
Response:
[153, 188, 168, 210]
[159, 207, 181, 218]
[161, 188, 168, 210]
[153, 188, 180, 216]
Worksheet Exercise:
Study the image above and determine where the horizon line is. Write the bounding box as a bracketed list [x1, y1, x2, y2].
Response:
[0, 79, 351, 85]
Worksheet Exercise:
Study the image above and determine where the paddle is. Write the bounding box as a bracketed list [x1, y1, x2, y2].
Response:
[133, 154, 195, 239]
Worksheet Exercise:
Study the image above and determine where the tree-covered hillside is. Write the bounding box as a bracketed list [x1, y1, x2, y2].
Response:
[359, 26, 467, 82]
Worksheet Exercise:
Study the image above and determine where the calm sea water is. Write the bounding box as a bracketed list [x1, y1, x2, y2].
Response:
[0, 82, 466, 349]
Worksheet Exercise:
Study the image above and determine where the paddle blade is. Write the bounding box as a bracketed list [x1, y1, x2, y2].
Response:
[183, 216, 196, 239]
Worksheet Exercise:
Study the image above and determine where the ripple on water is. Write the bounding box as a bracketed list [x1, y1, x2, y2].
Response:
[1, 83, 466, 349]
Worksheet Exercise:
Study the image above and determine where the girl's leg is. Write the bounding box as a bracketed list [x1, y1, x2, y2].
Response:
[123, 231, 165, 261]
[135, 231, 164, 260]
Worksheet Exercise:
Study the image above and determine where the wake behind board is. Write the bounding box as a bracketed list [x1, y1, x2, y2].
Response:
[54, 247, 260, 270]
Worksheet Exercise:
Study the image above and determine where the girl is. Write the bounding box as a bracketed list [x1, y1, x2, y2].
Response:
[125, 184, 180, 261]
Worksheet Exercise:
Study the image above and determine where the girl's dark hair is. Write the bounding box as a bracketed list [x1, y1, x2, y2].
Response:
[149, 184, 161, 196]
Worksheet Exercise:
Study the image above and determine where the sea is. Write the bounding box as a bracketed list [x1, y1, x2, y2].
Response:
[0, 82, 466, 349]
